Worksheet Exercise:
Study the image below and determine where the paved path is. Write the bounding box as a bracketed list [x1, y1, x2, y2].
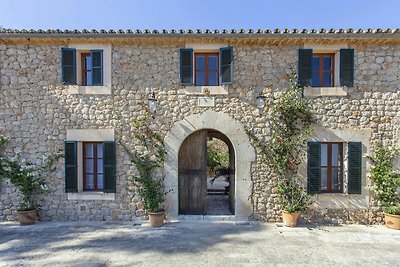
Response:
[0, 220, 399, 266]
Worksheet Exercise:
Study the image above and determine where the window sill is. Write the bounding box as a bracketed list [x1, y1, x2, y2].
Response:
[67, 85, 112, 95]
[67, 192, 115, 200]
[311, 193, 368, 209]
[304, 87, 347, 97]
[179, 85, 228, 95]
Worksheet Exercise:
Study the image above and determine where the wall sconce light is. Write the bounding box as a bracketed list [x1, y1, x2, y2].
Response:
[255, 93, 266, 109]
[148, 91, 157, 118]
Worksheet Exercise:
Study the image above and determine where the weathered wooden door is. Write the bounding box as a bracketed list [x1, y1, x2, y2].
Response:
[178, 130, 208, 214]
[228, 144, 235, 214]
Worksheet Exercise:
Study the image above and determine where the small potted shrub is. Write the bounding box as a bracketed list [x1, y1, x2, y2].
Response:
[368, 145, 400, 230]
[122, 116, 168, 227]
[0, 136, 59, 225]
[277, 178, 310, 227]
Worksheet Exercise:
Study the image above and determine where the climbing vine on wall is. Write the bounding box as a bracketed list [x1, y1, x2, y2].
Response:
[247, 76, 314, 212]
[249, 76, 313, 177]
[121, 115, 167, 213]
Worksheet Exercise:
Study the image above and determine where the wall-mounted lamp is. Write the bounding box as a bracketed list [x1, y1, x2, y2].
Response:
[255, 93, 266, 109]
[148, 91, 157, 118]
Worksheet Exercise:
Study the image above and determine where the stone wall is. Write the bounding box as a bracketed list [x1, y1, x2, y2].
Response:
[0, 41, 399, 224]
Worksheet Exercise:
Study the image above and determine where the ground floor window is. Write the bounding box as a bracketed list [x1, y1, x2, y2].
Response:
[83, 142, 104, 191]
[320, 142, 343, 193]
[307, 141, 362, 194]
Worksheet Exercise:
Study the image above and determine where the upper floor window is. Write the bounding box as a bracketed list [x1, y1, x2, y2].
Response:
[180, 47, 233, 86]
[298, 48, 354, 88]
[312, 54, 334, 87]
[61, 48, 103, 86]
[195, 53, 219, 86]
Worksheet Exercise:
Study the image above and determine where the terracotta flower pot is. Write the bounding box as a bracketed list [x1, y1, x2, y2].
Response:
[149, 211, 165, 227]
[282, 211, 300, 227]
[384, 213, 400, 230]
[17, 209, 37, 225]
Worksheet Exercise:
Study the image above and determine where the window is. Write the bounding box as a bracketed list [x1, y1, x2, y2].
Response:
[61, 48, 103, 86]
[312, 54, 334, 87]
[65, 140, 116, 194]
[298, 48, 354, 88]
[320, 142, 343, 192]
[83, 142, 104, 191]
[195, 53, 219, 86]
[180, 47, 233, 86]
[307, 141, 362, 194]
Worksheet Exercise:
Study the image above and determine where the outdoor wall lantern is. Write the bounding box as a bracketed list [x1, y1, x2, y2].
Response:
[255, 93, 266, 109]
[148, 91, 157, 118]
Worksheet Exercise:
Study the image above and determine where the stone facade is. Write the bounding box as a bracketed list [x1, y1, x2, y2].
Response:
[0, 31, 399, 223]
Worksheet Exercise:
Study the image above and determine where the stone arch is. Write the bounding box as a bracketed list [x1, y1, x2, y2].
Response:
[164, 111, 255, 219]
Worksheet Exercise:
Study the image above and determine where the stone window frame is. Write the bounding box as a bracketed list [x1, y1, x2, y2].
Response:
[66, 129, 115, 201]
[66, 44, 112, 95]
[303, 43, 348, 97]
[303, 126, 371, 210]
[181, 44, 229, 96]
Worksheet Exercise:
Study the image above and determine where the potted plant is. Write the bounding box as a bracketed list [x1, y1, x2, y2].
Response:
[122, 116, 168, 227]
[0, 136, 59, 225]
[277, 178, 310, 227]
[368, 145, 400, 230]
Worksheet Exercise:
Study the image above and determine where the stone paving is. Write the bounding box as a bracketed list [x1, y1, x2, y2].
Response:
[0, 220, 399, 267]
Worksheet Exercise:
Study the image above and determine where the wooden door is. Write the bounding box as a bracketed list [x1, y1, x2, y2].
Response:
[178, 130, 208, 214]
[228, 144, 235, 214]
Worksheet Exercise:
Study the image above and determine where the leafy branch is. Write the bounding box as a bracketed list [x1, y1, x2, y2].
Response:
[121, 115, 167, 213]
[247, 75, 313, 212]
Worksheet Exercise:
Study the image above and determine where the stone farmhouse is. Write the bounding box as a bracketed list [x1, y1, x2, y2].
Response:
[0, 28, 399, 224]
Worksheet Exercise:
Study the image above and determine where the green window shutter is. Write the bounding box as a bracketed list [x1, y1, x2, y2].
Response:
[348, 142, 362, 194]
[64, 141, 78, 193]
[220, 46, 233, 84]
[91, 50, 103, 86]
[61, 48, 76, 85]
[298, 49, 312, 87]
[180, 48, 193, 85]
[103, 141, 116, 193]
[307, 142, 321, 194]
[340, 48, 354, 87]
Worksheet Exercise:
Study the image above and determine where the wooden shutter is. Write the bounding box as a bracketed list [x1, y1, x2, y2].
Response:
[307, 142, 321, 194]
[180, 48, 193, 85]
[340, 49, 354, 87]
[103, 141, 116, 193]
[91, 50, 103, 86]
[61, 48, 76, 85]
[220, 46, 233, 84]
[65, 141, 78, 193]
[348, 142, 362, 194]
[298, 49, 312, 87]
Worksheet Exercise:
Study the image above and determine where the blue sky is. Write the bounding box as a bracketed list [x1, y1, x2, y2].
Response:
[0, 0, 399, 30]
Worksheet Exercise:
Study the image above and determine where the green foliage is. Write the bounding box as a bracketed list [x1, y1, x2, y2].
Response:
[269, 77, 313, 176]
[0, 136, 62, 211]
[247, 75, 313, 212]
[368, 145, 400, 215]
[207, 139, 229, 172]
[277, 178, 310, 212]
[384, 205, 400, 215]
[122, 116, 167, 213]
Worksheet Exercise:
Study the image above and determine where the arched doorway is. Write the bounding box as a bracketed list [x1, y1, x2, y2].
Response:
[164, 111, 255, 219]
[178, 129, 235, 215]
